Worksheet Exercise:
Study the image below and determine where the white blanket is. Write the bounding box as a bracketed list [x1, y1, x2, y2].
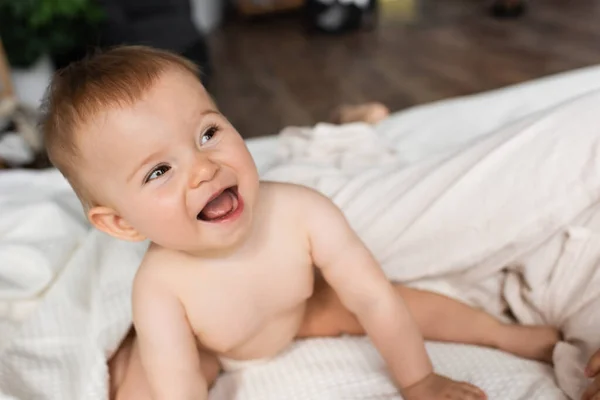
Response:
[262, 91, 600, 399]
[4, 65, 600, 399]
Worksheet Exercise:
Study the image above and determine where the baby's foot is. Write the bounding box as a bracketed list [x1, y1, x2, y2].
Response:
[330, 102, 390, 125]
[495, 324, 560, 364]
[402, 373, 486, 400]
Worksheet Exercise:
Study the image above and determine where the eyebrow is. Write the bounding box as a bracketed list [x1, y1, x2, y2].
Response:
[126, 109, 221, 184]
[127, 151, 161, 184]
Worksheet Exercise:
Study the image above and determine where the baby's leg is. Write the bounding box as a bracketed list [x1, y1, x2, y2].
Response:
[392, 286, 559, 364]
[109, 328, 220, 400]
[109, 279, 558, 399]
[298, 278, 559, 363]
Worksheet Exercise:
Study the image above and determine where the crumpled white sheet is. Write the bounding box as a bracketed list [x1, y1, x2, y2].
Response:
[264, 91, 600, 399]
[0, 170, 147, 399]
[214, 89, 600, 399]
[3, 65, 600, 399]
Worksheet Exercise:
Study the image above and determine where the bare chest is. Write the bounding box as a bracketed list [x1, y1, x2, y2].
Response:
[181, 241, 314, 354]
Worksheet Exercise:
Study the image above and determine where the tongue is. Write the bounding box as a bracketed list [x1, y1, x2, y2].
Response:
[199, 189, 236, 220]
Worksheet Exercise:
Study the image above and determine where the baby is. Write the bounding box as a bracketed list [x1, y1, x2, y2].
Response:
[42, 46, 562, 400]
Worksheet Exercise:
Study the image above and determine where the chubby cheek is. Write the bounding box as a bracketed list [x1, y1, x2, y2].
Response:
[241, 174, 259, 211]
[229, 145, 259, 188]
[123, 190, 191, 241]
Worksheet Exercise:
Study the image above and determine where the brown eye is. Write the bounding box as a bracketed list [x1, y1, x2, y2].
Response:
[145, 164, 171, 183]
[200, 125, 218, 145]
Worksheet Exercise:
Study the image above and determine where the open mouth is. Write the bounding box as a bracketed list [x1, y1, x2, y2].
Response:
[196, 186, 243, 223]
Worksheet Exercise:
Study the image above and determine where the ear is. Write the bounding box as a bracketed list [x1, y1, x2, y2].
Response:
[87, 206, 146, 242]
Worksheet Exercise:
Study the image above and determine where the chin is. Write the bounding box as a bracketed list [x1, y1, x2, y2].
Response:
[228, 203, 254, 244]
[199, 205, 255, 255]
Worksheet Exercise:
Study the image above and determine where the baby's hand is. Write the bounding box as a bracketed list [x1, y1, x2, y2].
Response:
[583, 348, 600, 400]
[401, 373, 486, 400]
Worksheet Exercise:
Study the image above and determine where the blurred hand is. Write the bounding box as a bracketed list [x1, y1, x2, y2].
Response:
[582, 349, 600, 400]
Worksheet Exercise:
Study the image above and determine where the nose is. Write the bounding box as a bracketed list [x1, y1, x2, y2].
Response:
[188, 154, 218, 189]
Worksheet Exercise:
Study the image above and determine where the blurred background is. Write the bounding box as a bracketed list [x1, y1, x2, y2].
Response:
[1, 0, 600, 168]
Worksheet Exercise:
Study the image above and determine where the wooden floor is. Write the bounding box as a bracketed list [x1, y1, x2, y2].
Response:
[206, 0, 600, 139]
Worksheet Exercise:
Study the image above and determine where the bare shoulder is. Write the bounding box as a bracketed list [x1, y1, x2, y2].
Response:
[259, 180, 336, 213]
[137, 245, 178, 277]
[258, 181, 348, 250]
[132, 245, 187, 302]
[133, 251, 166, 300]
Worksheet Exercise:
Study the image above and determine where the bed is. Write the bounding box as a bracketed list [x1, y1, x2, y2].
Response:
[3, 64, 600, 400]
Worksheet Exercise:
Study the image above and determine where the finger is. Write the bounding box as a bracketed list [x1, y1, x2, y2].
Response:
[459, 386, 485, 400]
[462, 382, 487, 399]
[582, 378, 600, 400]
[472, 386, 487, 399]
[457, 382, 486, 399]
[470, 387, 487, 399]
[587, 349, 600, 377]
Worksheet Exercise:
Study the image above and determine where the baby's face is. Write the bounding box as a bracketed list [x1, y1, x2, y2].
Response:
[79, 68, 259, 255]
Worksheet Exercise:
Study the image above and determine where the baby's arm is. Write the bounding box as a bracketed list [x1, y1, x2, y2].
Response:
[303, 192, 431, 389]
[301, 188, 484, 399]
[132, 273, 208, 400]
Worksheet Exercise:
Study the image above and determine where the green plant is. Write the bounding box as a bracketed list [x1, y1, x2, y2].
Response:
[0, 0, 104, 68]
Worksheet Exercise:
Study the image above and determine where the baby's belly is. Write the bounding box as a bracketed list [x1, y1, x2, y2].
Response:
[220, 302, 307, 362]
